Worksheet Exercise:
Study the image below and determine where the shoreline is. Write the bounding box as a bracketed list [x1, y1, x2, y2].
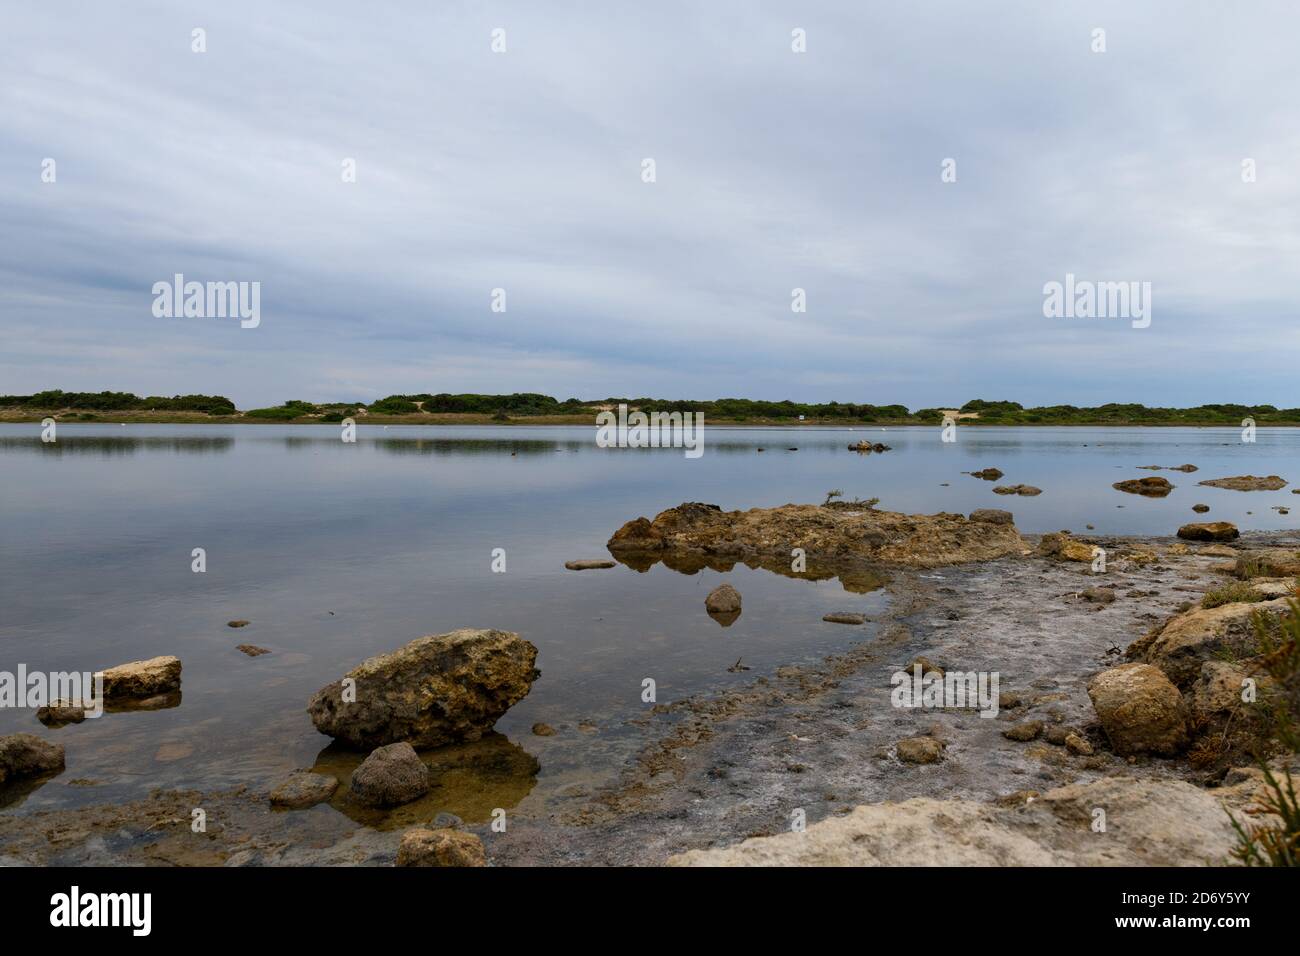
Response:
[3, 526, 1295, 866]
[3, 413, 1299, 429]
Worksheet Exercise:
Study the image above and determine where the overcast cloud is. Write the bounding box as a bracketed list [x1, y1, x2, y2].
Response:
[3, 1, 1299, 408]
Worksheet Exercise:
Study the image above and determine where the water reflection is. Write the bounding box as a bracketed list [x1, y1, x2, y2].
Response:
[609, 549, 891, 594]
[309, 733, 539, 829]
[0, 436, 233, 456]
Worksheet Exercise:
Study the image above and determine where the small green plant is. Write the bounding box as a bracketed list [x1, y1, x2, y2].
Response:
[1230, 763, 1300, 866]
[823, 489, 843, 506]
[1227, 598, 1300, 866]
[1202, 581, 1267, 609]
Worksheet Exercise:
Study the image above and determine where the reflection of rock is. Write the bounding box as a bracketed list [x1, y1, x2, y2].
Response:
[1112, 477, 1173, 496]
[397, 827, 486, 867]
[350, 743, 431, 808]
[270, 771, 339, 809]
[102, 656, 182, 702]
[311, 732, 539, 830]
[0, 733, 65, 786]
[1192, 503, 1209, 513]
[307, 628, 539, 749]
[965, 468, 1003, 481]
[105, 690, 182, 714]
[607, 501, 1025, 570]
[708, 609, 741, 628]
[1197, 475, 1288, 491]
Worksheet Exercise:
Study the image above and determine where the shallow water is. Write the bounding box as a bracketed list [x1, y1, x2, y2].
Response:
[1, 423, 1296, 818]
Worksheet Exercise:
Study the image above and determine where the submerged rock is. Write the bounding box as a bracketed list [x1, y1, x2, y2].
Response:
[564, 559, 615, 570]
[0, 734, 65, 785]
[396, 827, 486, 867]
[307, 629, 539, 750]
[1087, 663, 1187, 756]
[102, 656, 182, 702]
[1112, 476, 1174, 497]
[1197, 475, 1288, 491]
[36, 701, 86, 727]
[965, 468, 1004, 480]
[1081, 586, 1116, 604]
[349, 742, 431, 807]
[1176, 521, 1239, 542]
[1192, 503, 1210, 513]
[992, 484, 1041, 496]
[705, 584, 742, 615]
[607, 501, 1025, 569]
[822, 612, 865, 625]
[270, 771, 339, 809]
[237, 644, 270, 657]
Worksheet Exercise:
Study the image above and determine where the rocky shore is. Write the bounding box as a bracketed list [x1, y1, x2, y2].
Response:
[1, 502, 1295, 867]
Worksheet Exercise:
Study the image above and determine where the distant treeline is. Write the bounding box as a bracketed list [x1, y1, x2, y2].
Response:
[1, 390, 236, 415]
[5, 391, 1300, 425]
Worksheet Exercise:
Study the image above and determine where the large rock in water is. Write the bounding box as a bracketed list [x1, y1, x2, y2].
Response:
[1113, 476, 1174, 497]
[1176, 521, 1239, 542]
[0, 734, 65, 785]
[102, 656, 182, 701]
[1087, 663, 1187, 756]
[606, 501, 1025, 569]
[307, 629, 539, 749]
[1197, 475, 1288, 491]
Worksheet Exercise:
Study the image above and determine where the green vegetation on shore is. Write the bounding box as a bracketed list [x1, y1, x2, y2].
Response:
[4, 391, 1300, 426]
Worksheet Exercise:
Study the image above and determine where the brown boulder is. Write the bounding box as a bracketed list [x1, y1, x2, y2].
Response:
[102, 656, 182, 701]
[307, 629, 539, 750]
[0, 734, 65, 785]
[397, 827, 487, 867]
[1197, 475, 1288, 491]
[1087, 663, 1187, 755]
[349, 742, 431, 807]
[1113, 476, 1174, 497]
[606, 501, 1025, 569]
[705, 584, 742, 614]
[1177, 522, 1239, 542]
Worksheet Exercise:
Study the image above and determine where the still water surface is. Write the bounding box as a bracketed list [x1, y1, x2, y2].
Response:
[1, 424, 1296, 816]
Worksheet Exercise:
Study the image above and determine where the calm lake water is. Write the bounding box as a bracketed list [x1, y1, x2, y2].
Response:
[2, 423, 1297, 817]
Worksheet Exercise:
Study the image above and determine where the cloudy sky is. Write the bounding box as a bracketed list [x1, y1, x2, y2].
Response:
[3, 1, 1299, 409]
